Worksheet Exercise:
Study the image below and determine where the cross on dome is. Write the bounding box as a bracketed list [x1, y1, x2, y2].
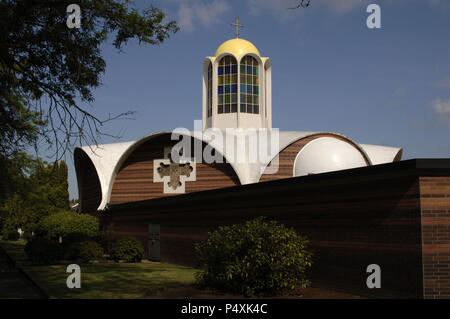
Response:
[230, 17, 244, 38]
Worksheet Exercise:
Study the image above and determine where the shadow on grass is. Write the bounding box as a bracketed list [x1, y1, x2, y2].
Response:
[1, 239, 198, 298]
[1, 239, 361, 299]
[24, 262, 198, 298]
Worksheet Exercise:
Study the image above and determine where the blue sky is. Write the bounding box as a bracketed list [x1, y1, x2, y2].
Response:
[65, 0, 450, 199]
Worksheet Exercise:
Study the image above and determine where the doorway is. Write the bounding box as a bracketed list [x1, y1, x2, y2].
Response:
[148, 224, 160, 261]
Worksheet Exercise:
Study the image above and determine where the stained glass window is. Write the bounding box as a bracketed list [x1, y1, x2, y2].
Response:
[218, 55, 238, 114]
[240, 56, 259, 114]
[207, 62, 212, 117]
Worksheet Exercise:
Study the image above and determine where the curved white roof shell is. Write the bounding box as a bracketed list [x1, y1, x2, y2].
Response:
[294, 137, 368, 177]
[76, 141, 135, 211]
[359, 144, 403, 165]
[75, 131, 401, 211]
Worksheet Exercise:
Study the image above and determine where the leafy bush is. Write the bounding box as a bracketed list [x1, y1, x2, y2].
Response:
[195, 217, 313, 296]
[1, 219, 20, 240]
[110, 237, 144, 263]
[2, 228, 20, 241]
[97, 232, 116, 255]
[23, 231, 34, 241]
[1, 221, 20, 241]
[67, 241, 104, 262]
[25, 237, 62, 264]
[37, 211, 99, 241]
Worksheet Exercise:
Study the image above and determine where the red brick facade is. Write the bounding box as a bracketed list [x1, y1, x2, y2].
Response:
[103, 159, 450, 299]
[420, 177, 450, 299]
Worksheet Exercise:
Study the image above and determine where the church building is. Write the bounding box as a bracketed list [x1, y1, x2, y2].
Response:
[74, 30, 450, 299]
[74, 35, 402, 214]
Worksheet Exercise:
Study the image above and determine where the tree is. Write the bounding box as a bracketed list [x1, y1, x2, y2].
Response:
[0, 156, 71, 235]
[37, 211, 99, 241]
[42, 160, 70, 211]
[0, 0, 177, 237]
[27, 159, 70, 213]
[0, 0, 178, 158]
[0, 151, 34, 204]
[288, 0, 312, 9]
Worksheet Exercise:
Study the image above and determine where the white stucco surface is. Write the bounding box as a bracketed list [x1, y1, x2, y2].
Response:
[359, 144, 403, 165]
[75, 131, 401, 211]
[293, 137, 368, 177]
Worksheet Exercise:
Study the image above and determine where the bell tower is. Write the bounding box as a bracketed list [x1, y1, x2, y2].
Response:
[202, 18, 272, 130]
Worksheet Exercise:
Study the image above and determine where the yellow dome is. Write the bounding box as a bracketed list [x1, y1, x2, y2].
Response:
[214, 38, 260, 59]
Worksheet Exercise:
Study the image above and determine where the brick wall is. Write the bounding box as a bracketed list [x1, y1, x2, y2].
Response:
[420, 177, 450, 299]
[104, 159, 450, 299]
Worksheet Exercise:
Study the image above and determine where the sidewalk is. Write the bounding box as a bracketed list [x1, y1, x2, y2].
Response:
[0, 245, 44, 299]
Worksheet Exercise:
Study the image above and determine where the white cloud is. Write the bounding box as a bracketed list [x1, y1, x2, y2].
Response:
[176, 0, 229, 32]
[429, 0, 450, 9]
[246, 0, 299, 17]
[314, 0, 370, 13]
[173, 0, 449, 32]
[432, 99, 450, 116]
[436, 78, 450, 89]
[177, 3, 194, 31]
[245, 0, 369, 18]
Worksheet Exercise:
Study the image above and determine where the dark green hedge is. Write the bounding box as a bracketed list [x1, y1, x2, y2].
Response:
[25, 237, 62, 264]
[1, 227, 20, 241]
[195, 217, 313, 296]
[67, 240, 104, 262]
[110, 237, 144, 263]
[37, 211, 99, 241]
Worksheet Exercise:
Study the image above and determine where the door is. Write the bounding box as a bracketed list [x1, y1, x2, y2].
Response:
[148, 224, 161, 261]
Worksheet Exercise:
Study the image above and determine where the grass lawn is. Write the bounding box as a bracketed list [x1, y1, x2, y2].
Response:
[1, 239, 360, 299]
[1, 239, 198, 298]
[26, 262, 197, 298]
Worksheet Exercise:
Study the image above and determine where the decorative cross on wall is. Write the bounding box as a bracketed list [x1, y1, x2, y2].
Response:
[153, 147, 196, 194]
[157, 162, 193, 190]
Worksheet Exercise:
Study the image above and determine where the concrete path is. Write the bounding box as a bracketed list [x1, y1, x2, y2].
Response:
[0, 247, 44, 299]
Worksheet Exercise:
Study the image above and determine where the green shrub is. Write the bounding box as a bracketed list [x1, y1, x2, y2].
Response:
[1, 222, 20, 241]
[2, 229, 20, 241]
[97, 232, 116, 255]
[23, 231, 34, 241]
[37, 211, 99, 241]
[67, 241, 104, 262]
[25, 237, 62, 264]
[110, 237, 144, 263]
[195, 217, 313, 296]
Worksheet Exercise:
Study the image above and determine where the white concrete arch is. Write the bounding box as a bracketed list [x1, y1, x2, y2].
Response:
[101, 131, 243, 211]
[263, 58, 272, 128]
[202, 57, 215, 130]
[73, 147, 100, 213]
[214, 52, 238, 67]
[75, 140, 136, 212]
[256, 132, 373, 183]
[238, 53, 263, 66]
[75, 131, 401, 212]
[293, 137, 368, 177]
[359, 144, 403, 165]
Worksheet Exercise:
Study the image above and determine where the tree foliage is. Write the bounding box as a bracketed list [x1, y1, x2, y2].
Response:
[1, 1, 177, 236]
[0, 152, 34, 203]
[24, 236, 62, 264]
[288, 0, 312, 9]
[1, 217, 20, 240]
[0, 0, 178, 157]
[0, 155, 70, 235]
[37, 211, 99, 240]
[195, 217, 313, 296]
